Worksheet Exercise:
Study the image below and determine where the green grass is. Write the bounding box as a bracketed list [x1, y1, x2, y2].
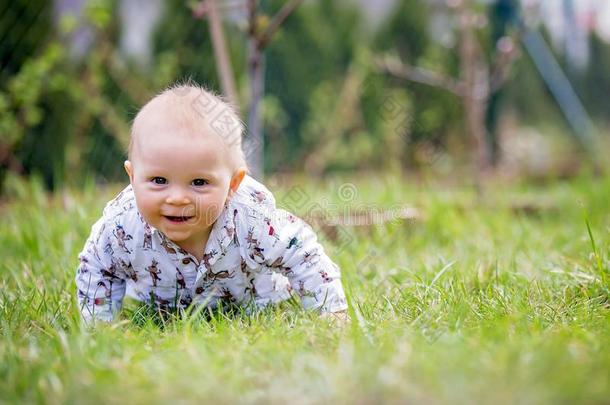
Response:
[1, 173, 609, 404]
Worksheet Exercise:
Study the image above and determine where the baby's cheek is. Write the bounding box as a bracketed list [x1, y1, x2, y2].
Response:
[136, 196, 160, 223]
[199, 204, 220, 224]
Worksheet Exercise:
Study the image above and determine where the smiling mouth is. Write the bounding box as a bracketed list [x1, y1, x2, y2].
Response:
[164, 215, 194, 223]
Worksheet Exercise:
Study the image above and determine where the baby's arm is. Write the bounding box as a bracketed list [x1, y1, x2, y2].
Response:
[245, 207, 348, 313]
[75, 217, 127, 324]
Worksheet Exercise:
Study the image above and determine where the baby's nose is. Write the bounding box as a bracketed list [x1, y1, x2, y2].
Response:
[165, 190, 191, 205]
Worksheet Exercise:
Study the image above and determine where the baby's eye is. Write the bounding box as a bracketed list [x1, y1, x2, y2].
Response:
[151, 177, 167, 185]
[192, 178, 209, 187]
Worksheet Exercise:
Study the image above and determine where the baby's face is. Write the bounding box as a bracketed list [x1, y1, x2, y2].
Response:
[125, 116, 242, 251]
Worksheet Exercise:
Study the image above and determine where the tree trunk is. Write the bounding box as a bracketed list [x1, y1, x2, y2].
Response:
[206, 0, 238, 106]
[457, 3, 491, 192]
[246, 0, 264, 179]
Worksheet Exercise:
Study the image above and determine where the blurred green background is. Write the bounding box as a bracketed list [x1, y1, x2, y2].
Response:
[1, 0, 609, 189]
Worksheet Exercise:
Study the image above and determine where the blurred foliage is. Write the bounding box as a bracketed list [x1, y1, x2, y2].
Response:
[1, 0, 609, 194]
[263, 0, 363, 172]
[576, 34, 610, 122]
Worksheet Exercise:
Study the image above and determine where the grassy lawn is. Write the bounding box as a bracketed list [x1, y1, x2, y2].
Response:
[1, 173, 609, 404]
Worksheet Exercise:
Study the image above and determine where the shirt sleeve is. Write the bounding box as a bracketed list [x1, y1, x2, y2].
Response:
[241, 207, 348, 313]
[75, 216, 127, 324]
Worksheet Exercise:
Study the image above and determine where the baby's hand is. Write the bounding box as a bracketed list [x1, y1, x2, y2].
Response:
[320, 310, 349, 325]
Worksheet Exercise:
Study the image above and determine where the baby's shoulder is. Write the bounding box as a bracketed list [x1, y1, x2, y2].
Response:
[228, 176, 281, 239]
[83, 185, 142, 260]
[101, 184, 140, 225]
[232, 175, 277, 212]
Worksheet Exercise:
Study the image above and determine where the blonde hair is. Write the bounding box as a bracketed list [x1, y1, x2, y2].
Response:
[129, 82, 247, 171]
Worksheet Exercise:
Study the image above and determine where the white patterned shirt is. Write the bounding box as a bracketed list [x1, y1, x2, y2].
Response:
[76, 175, 347, 323]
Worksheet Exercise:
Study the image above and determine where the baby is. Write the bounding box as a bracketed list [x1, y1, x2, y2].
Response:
[75, 83, 347, 323]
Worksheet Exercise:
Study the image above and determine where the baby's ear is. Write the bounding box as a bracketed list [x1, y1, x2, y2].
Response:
[124, 160, 134, 182]
[229, 168, 247, 195]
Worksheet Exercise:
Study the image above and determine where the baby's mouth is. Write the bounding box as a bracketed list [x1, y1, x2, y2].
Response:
[164, 215, 194, 223]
